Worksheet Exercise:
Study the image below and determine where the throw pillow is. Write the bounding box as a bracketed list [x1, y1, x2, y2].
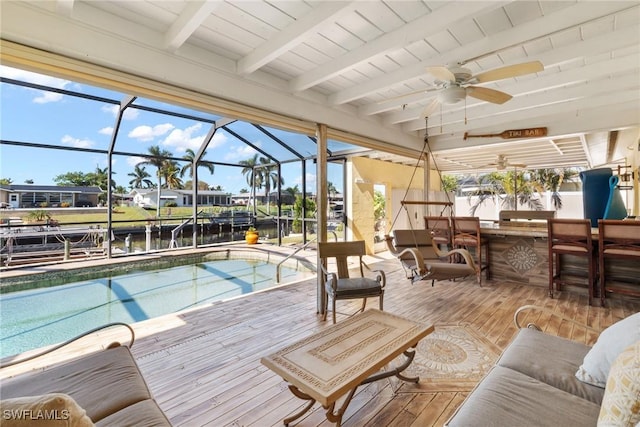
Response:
[598, 341, 640, 426]
[576, 312, 640, 388]
[0, 393, 94, 427]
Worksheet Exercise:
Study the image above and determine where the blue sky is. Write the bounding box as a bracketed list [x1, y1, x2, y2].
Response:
[0, 66, 345, 194]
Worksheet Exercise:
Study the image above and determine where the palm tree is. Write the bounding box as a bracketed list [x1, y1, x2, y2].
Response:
[91, 165, 116, 204]
[114, 185, 128, 206]
[259, 156, 283, 215]
[467, 170, 546, 216]
[327, 181, 337, 198]
[530, 168, 578, 210]
[180, 148, 215, 182]
[284, 185, 299, 205]
[506, 169, 543, 211]
[128, 165, 154, 189]
[91, 165, 116, 191]
[240, 154, 261, 210]
[140, 145, 173, 217]
[163, 161, 183, 190]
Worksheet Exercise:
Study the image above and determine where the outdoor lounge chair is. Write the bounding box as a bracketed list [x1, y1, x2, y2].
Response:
[318, 241, 386, 324]
[385, 229, 478, 285]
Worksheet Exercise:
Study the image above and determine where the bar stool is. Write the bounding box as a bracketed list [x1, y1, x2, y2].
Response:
[547, 218, 596, 305]
[451, 217, 489, 285]
[598, 219, 640, 307]
[424, 215, 452, 255]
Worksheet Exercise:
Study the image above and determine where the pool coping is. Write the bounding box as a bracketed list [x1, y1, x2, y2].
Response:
[0, 243, 318, 292]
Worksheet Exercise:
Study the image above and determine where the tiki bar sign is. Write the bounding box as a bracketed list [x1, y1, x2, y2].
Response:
[464, 127, 548, 140]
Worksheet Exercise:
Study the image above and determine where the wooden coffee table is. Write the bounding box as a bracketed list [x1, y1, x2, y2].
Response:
[261, 309, 434, 426]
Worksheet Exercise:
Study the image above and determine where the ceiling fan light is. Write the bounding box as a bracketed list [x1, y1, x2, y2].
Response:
[439, 86, 466, 104]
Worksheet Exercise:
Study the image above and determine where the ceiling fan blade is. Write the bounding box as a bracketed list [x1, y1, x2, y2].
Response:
[426, 66, 455, 82]
[421, 99, 440, 118]
[473, 60, 544, 83]
[508, 163, 527, 168]
[467, 86, 512, 104]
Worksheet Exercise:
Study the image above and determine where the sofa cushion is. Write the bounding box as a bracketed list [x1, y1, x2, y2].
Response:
[0, 346, 153, 423]
[0, 393, 94, 427]
[445, 366, 601, 427]
[576, 312, 640, 388]
[497, 327, 604, 404]
[95, 399, 171, 427]
[598, 341, 640, 427]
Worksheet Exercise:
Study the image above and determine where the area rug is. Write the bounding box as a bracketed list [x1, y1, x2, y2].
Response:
[392, 324, 502, 393]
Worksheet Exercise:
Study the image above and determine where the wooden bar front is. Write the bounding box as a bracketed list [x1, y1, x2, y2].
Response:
[481, 223, 551, 288]
[479, 223, 639, 290]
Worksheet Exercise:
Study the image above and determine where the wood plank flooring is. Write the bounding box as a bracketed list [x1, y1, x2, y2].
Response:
[2, 251, 640, 426]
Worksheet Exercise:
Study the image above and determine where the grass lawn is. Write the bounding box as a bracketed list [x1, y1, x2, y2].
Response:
[0, 205, 292, 228]
[0, 207, 188, 228]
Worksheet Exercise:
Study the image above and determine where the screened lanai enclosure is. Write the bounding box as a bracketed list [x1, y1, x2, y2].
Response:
[2, 0, 638, 263]
[0, 71, 379, 255]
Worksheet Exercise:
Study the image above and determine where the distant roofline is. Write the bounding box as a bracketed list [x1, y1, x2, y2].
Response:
[0, 184, 103, 193]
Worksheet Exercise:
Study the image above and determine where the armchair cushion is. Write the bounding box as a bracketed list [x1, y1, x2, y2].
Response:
[576, 312, 640, 388]
[332, 277, 383, 298]
[0, 346, 154, 423]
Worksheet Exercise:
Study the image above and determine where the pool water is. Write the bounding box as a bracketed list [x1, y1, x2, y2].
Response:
[0, 259, 306, 358]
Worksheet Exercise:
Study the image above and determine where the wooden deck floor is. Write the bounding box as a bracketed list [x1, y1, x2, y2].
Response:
[3, 251, 640, 426]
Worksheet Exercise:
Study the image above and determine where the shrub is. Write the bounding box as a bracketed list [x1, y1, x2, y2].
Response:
[26, 210, 51, 223]
[164, 201, 178, 207]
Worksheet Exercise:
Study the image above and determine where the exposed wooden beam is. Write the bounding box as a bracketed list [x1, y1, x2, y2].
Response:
[386, 51, 640, 126]
[237, 2, 355, 75]
[55, 0, 74, 17]
[164, 0, 223, 51]
[403, 73, 640, 135]
[607, 130, 619, 163]
[329, 2, 637, 105]
[289, 2, 506, 92]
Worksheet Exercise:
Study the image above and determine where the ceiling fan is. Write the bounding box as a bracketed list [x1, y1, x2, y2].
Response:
[417, 60, 544, 117]
[487, 154, 527, 171]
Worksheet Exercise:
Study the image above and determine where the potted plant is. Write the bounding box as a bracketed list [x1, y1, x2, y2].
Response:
[245, 226, 259, 244]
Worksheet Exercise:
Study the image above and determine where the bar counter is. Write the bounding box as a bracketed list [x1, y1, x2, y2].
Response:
[480, 222, 551, 288]
[480, 222, 640, 289]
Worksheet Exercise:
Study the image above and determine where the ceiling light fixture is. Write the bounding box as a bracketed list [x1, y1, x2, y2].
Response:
[438, 86, 466, 104]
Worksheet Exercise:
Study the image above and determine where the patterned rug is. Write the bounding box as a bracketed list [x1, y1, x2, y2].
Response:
[392, 324, 502, 393]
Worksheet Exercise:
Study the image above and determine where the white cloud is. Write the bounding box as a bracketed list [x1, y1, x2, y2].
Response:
[294, 173, 316, 187]
[61, 134, 94, 149]
[99, 126, 114, 135]
[224, 141, 260, 162]
[33, 91, 63, 104]
[161, 123, 206, 153]
[126, 156, 146, 166]
[0, 65, 71, 104]
[128, 123, 174, 142]
[0, 65, 69, 87]
[209, 131, 228, 149]
[101, 104, 139, 120]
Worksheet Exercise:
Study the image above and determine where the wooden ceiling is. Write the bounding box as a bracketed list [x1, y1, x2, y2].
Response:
[1, 1, 638, 173]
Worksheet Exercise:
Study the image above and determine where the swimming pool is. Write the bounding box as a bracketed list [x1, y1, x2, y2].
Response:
[0, 256, 311, 358]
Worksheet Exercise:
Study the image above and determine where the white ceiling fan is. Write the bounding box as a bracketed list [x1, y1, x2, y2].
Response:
[417, 60, 544, 117]
[487, 154, 527, 171]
